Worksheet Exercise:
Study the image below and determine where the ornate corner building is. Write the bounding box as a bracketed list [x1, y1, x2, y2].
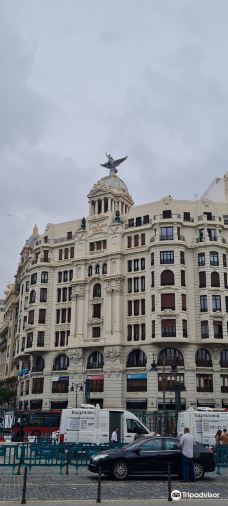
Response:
[2, 164, 228, 412]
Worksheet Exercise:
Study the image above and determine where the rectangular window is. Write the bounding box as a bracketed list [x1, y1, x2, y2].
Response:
[213, 320, 223, 339]
[198, 253, 205, 266]
[93, 304, 101, 319]
[43, 250, 49, 262]
[160, 227, 173, 241]
[161, 293, 175, 311]
[38, 309, 46, 324]
[128, 218, 134, 227]
[197, 374, 213, 392]
[161, 319, 176, 337]
[136, 217, 142, 227]
[92, 327, 101, 338]
[128, 301, 132, 316]
[56, 309, 60, 324]
[180, 251, 185, 265]
[201, 320, 209, 339]
[141, 276, 145, 292]
[37, 331, 44, 347]
[208, 228, 216, 241]
[199, 271, 206, 288]
[212, 295, 221, 312]
[151, 252, 154, 266]
[59, 249, 63, 260]
[52, 378, 69, 394]
[67, 231, 72, 239]
[128, 260, 132, 272]
[55, 331, 59, 347]
[182, 294, 186, 311]
[134, 277, 139, 292]
[128, 279, 132, 293]
[182, 319, 188, 338]
[160, 251, 174, 264]
[63, 271, 68, 282]
[127, 378, 147, 392]
[225, 296, 228, 313]
[200, 295, 208, 312]
[141, 299, 145, 315]
[163, 210, 172, 219]
[90, 380, 104, 393]
[31, 273, 37, 285]
[68, 287, 72, 301]
[181, 270, 186, 286]
[64, 248, 69, 260]
[57, 288, 61, 303]
[183, 212, 191, 221]
[25, 281, 30, 292]
[26, 333, 33, 348]
[32, 378, 44, 395]
[152, 320, 155, 338]
[62, 287, 68, 302]
[151, 271, 154, 287]
[134, 300, 140, 316]
[158, 374, 185, 392]
[134, 259, 139, 271]
[58, 272, 62, 283]
[127, 324, 132, 341]
[70, 247, 74, 259]
[69, 269, 73, 281]
[224, 273, 228, 289]
[90, 242, 95, 252]
[60, 331, 65, 346]
[67, 308, 71, 323]
[223, 254, 227, 267]
[143, 215, 149, 224]
[28, 310, 34, 325]
[141, 233, 145, 246]
[40, 288, 47, 303]
[41, 271, 48, 283]
[210, 251, 219, 266]
[102, 240, 107, 249]
[151, 295, 155, 312]
[133, 324, 140, 340]
[141, 258, 145, 270]
[141, 323, 146, 340]
[134, 235, 139, 247]
[62, 308, 66, 323]
[221, 375, 228, 393]
[127, 236, 132, 248]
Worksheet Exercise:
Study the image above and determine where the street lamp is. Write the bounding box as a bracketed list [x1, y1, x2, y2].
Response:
[70, 382, 84, 408]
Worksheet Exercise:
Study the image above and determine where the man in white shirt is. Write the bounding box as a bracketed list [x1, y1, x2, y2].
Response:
[111, 426, 118, 443]
[180, 427, 195, 482]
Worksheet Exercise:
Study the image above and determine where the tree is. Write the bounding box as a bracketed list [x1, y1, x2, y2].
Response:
[0, 379, 16, 407]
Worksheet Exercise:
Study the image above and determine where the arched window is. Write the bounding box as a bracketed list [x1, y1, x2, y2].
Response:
[126, 349, 147, 368]
[220, 349, 228, 367]
[95, 264, 100, 275]
[160, 270, 175, 286]
[93, 283, 101, 298]
[29, 290, 36, 304]
[53, 354, 69, 371]
[157, 348, 184, 367]
[102, 263, 107, 275]
[35, 356, 45, 372]
[211, 272, 220, 287]
[88, 265, 93, 277]
[195, 348, 212, 367]
[87, 351, 104, 369]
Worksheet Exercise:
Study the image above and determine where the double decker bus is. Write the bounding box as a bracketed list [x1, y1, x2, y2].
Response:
[11, 410, 61, 437]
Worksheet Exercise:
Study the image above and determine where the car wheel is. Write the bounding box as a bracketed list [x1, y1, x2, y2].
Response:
[193, 461, 205, 480]
[112, 460, 129, 480]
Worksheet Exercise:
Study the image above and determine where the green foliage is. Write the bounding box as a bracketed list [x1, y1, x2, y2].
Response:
[0, 379, 16, 407]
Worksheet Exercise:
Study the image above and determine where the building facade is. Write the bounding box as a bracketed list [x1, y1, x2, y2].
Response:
[5, 166, 228, 412]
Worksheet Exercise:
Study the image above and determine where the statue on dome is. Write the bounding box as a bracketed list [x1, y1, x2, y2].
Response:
[100, 153, 127, 175]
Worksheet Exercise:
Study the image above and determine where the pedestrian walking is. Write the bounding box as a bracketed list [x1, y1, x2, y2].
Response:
[215, 429, 222, 446]
[221, 429, 228, 445]
[180, 427, 195, 482]
[111, 426, 118, 443]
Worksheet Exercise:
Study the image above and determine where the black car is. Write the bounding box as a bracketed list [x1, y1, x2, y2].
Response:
[88, 437, 215, 480]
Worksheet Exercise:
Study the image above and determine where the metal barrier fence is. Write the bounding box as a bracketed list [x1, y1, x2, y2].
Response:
[0, 442, 123, 474]
[213, 446, 228, 475]
[133, 410, 177, 435]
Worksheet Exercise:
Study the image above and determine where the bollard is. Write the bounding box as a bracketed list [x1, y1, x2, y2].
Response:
[17, 446, 24, 476]
[168, 464, 172, 502]
[21, 466, 28, 504]
[96, 466, 102, 503]
[65, 449, 69, 475]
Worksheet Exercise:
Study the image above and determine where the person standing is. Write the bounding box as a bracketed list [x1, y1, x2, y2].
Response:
[215, 429, 222, 446]
[111, 426, 118, 443]
[180, 427, 195, 482]
[220, 428, 228, 445]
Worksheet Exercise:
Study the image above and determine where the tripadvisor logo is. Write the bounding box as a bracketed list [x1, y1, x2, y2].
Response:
[171, 490, 181, 501]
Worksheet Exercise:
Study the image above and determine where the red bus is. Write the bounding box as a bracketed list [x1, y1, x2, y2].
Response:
[11, 410, 61, 437]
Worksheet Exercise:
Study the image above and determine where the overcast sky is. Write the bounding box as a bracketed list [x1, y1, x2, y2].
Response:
[1, 0, 228, 296]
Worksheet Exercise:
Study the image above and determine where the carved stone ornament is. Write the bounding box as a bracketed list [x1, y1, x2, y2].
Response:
[75, 232, 86, 241]
[110, 224, 119, 233]
[104, 348, 122, 362]
[89, 222, 107, 235]
[67, 350, 83, 364]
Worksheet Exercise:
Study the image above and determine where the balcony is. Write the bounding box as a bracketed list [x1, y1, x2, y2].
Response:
[198, 215, 221, 222]
[54, 236, 75, 244]
[125, 218, 152, 229]
[154, 213, 181, 221]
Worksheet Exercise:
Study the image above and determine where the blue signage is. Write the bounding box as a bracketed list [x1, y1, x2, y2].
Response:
[127, 373, 147, 380]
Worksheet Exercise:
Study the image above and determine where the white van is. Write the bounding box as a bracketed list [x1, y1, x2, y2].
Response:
[177, 408, 228, 446]
[58, 404, 150, 444]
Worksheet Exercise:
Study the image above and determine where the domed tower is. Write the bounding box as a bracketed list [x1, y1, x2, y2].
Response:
[87, 154, 134, 218]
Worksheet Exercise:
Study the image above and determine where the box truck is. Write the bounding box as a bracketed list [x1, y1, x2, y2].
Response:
[177, 408, 228, 446]
[58, 404, 150, 444]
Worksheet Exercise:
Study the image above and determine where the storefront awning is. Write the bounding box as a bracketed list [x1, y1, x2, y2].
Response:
[127, 373, 147, 379]
[87, 374, 104, 381]
[197, 400, 215, 408]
